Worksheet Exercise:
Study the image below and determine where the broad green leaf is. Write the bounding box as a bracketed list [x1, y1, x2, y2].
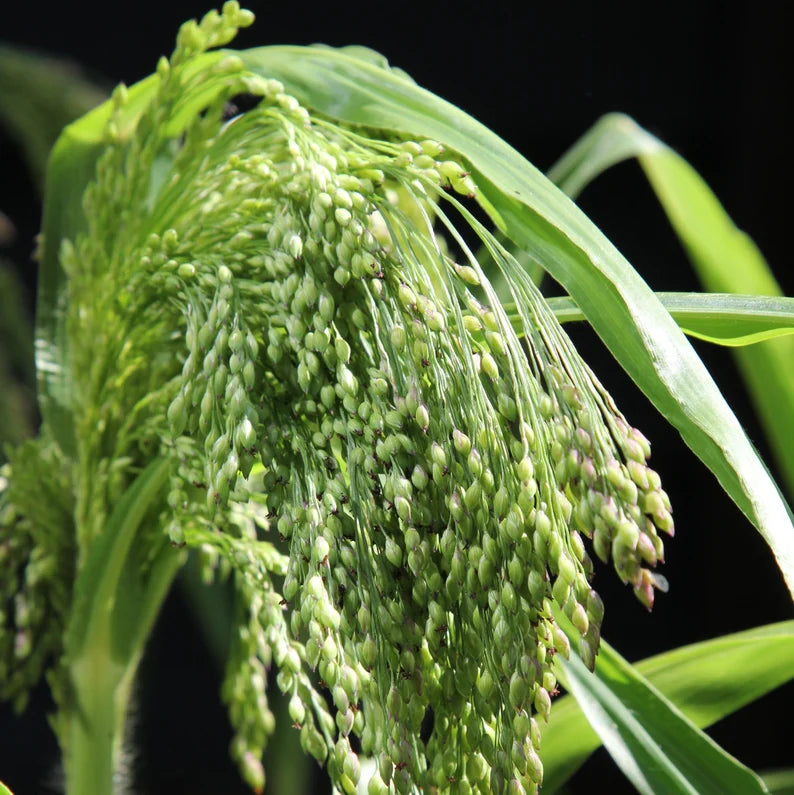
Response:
[0, 780, 14, 795]
[540, 292, 794, 346]
[543, 621, 794, 792]
[66, 457, 178, 660]
[763, 769, 794, 794]
[548, 112, 794, 497]
[235, 45, 794, 597]
[554, 635, 769, 794]
[54, 457, 182, 785]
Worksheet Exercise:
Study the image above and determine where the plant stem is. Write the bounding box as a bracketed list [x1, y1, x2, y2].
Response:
[65, 634, 132, 795]
[58, 459, 183, 795]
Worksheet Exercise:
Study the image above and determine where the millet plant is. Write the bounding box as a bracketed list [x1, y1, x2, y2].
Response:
[1, 4, 793, 794]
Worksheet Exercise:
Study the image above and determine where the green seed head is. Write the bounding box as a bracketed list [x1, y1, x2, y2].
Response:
[23, 20, 679, 793]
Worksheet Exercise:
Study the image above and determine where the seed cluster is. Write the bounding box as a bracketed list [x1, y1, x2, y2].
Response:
[133, 60, 674, 794]
[16, 6, 675, 793]
[0, 441, 73, 712]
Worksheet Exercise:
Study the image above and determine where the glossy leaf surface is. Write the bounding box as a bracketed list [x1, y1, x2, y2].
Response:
[549, 112, 794, 496]
[544, 621, 794, 791]
[543, 292, 794, 346]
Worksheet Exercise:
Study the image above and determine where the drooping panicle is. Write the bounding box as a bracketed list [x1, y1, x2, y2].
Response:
[1, 6, 674, 792]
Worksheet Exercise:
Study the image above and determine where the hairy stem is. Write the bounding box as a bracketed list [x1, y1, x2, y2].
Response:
[66, 634, 132, 795]
[59, 459, 183, 795]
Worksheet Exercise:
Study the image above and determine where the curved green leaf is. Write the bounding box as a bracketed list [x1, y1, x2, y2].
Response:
[540, 292, 794, 346]
[548, 112, 794, 497]
[552, 632, 772, 794]
[235, 45, 794, 597]
[58, 457, 182, 794]
[762, 769, 794, 795]
[66, 457, 176, 659]
[543, 621, 794, 792]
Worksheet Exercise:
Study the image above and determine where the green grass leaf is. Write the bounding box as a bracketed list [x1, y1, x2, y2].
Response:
[236, 45, 794, 598]
[543, 621, 794, 792]
[540, 292, 794, 346]
[548, 112, 794, 498]
[762, 769, 794, 794]
[552, 633, 774, 794]
[66, 457, 178, 661]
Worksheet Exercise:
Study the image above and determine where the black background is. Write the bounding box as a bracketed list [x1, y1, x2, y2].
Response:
[1, 1, 792, 793]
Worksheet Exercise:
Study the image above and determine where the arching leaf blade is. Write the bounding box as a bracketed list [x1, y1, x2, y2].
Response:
[548, 112, 794, 497]
[540, 293, 794, 346]
[543, 621, 794, 792]
[236, 45, 794, 597]
[762, 769, 794, 794]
